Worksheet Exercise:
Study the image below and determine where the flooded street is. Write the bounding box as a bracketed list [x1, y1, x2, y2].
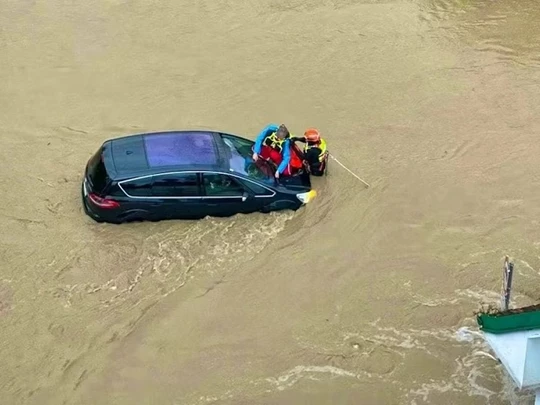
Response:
[2, 0, 540, 403]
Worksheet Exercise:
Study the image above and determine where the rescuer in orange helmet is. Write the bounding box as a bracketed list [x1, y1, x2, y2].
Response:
[291, 128, 328, 176]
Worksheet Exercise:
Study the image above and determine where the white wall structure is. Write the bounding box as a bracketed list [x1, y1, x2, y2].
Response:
[483, 330, 540, 404]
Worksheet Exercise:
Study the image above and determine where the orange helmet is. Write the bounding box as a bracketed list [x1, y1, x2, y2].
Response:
[304, 128, 321, 143]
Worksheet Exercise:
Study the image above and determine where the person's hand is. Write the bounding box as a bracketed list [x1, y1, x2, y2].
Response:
[252, 152, 258, 161]
[274, 171, 280, 179]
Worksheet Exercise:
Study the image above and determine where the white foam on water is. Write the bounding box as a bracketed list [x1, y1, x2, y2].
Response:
[517, 259, 540, 279]
[470, 250, 499, 258]
[340, 284, 537, 404]
[82, 211, 295, 307]
[146, 212, 294, 293]
[359, 319, 462, 350]
[499, 373, 538, 405]
[346, 325, 497, 403]
[454, 347, 498, 400]
[265, 365, 359, 392]
[182, 290, 537, 404]
[192, 390, 235, 405]
[409, 381, 457, 404]
[473, 350, 499, 362]
[342, 320, 530, 404]
[410, 285, 529, 310]
[456, 326, 484, 343]
[455, 287, 532, 312]
[403, 328, 498, 403]
[455, 288, 502, 302]
[406, 324, 537, 404]
[188, 364, 365, 405]
[411, 293, 461, 307]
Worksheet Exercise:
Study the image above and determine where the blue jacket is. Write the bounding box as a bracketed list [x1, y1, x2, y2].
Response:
[254, 124, 291, 174]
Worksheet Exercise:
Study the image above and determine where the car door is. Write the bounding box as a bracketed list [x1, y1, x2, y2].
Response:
[238, 177, 278, 212]
[201, 172, 256, 217]
[150, 172, 205, 219]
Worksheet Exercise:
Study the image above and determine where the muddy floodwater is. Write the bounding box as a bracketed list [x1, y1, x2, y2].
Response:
[1, 0, 540, 404]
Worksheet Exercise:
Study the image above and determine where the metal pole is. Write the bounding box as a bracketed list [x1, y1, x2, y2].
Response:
[505, 262, 514, 311]
[501, 256, 514, 312]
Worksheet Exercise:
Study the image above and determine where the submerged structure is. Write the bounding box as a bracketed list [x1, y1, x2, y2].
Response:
[476, 256, 540, 404]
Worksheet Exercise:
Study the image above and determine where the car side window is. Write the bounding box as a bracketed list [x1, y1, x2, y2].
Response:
[121, 176, 153, 197]
[242, 180, 274, 196]
[203, 173, 245, 197]
[151, 173, 200, 197]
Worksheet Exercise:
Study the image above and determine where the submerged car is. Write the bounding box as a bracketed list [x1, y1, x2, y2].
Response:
[81, 130, 317, 224]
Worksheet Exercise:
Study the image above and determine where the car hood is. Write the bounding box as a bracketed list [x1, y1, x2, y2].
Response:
[278, 172, 312, 192]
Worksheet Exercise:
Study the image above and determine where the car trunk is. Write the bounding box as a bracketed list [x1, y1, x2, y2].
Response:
[86, 147, 112, 194]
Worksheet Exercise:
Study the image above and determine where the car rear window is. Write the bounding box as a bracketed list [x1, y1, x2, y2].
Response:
[87, 148, 110, 193]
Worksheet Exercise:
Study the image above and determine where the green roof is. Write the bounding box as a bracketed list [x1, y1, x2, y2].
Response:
[477, 304, 540, 334]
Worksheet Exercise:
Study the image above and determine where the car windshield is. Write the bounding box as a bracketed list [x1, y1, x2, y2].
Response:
[221, 135, 276, 183]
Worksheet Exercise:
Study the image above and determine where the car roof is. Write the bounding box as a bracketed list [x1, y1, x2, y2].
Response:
[103, 130, 250, 181]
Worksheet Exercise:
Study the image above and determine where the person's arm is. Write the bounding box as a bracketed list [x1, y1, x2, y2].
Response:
[290, 136, 306, 143]
[289, 136, 306, 160]
[277, 139, 291, 174]
[254, 124, 279, 154]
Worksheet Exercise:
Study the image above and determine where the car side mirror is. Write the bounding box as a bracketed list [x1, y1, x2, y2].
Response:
[242, 191, 249, 202]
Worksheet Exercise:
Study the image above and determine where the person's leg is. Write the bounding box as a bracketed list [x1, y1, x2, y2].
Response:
[309, 161, 325, 176]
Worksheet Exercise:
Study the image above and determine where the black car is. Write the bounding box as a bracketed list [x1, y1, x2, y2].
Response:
[81, 130, 318, 224]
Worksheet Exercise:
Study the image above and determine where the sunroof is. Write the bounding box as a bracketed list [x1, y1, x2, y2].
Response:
[143, 132, 218, 167]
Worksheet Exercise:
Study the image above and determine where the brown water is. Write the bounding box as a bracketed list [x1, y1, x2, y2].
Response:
[1, 0, 540, 404]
